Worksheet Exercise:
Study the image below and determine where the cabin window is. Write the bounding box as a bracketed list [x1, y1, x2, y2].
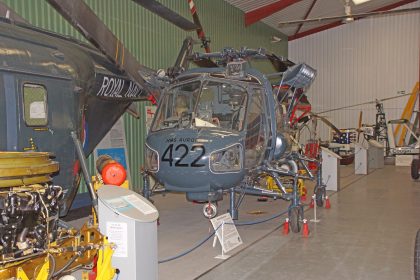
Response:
[152, 81, 200, 131]
[244, 89, 267, 168]
[195, 81, 247, 132]
[23, 84, 48, 126]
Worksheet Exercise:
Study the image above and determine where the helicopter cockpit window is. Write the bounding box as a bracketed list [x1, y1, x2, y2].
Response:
[244, 88, 267, 168]
[23, 83, 48, 126]
[152, 81, 200, 131]
[195, 82, 247, 132]
[152, 80, 247, 132]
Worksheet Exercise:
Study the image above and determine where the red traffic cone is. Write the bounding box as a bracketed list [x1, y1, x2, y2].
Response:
[325, 196, 331, 209]
[283, 218, 290, 235]
[302, 219, 310, 237]
[309, 197, 314, 208]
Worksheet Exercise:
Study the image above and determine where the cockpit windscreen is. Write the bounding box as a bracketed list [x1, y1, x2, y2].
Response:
[152, 80, 248, 132]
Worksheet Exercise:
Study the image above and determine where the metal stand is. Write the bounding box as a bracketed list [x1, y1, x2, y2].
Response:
[321, 147, 340, 191]
[214, 222, 230, 260]
[310, 194, 320, 223]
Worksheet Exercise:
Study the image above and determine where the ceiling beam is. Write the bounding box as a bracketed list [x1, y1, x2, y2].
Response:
[288, 0, 417, 41]
[245, 0, 302, 27]
[294, 0, 318, 35]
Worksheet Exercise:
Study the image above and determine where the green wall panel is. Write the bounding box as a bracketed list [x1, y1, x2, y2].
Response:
[2, 0, 287, 194]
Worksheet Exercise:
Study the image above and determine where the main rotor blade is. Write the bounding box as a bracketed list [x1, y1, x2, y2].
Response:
[278, 7, 420, 26]
[47, 0, 156, 100]
[193, 58, 218, 68]
[132, 0, 198, 31]
[266, 52, 294, 72]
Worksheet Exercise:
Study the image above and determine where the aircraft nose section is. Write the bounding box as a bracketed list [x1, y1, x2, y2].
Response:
[146, 129, 245, 193]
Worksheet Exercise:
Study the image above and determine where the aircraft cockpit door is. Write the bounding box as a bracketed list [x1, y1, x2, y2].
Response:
[244, 87, 269, 169]
[14, 75, 77, 213]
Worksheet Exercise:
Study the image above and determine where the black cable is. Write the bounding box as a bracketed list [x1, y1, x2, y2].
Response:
[233, 209, 289, 226]
[158, 208, 290, 263]
[158, 224, 221, 264]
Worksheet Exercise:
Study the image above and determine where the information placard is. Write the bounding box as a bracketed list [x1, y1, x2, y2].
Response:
[210, 213, 242, 254]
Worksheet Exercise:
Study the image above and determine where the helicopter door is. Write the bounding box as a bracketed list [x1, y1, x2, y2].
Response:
[244, 88, 268, 168]
[1, 73, 19, 150]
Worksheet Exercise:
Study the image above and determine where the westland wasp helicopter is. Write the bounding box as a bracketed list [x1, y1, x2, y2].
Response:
[144, 48, 318, 229]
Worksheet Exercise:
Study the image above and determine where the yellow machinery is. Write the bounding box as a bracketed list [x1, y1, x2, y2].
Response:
[258, 170, 307, 197]
[0, 152, 116, 279]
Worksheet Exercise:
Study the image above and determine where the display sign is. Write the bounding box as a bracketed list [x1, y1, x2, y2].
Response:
[210, 213, 242, 254]
[106, 222, 128, 257]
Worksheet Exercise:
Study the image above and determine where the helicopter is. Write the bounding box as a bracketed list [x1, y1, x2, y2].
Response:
[144, 47, 318, 228]
[0, 0, 319, 233]
[40, 0, 322, 231]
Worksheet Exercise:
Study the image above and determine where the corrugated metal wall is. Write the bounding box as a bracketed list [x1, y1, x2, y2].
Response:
[2, 0, 287, 193]
[289, 2, 420, 142]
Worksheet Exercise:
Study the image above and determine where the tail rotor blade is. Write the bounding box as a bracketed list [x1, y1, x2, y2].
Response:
[188, 0, 210, 53]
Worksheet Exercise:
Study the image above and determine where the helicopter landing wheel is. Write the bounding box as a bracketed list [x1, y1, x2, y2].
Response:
[411, 159, 420, 180]
[203, 202, 217, 219]
[315, 186, 325, 207]
[289, 206, 302, 233]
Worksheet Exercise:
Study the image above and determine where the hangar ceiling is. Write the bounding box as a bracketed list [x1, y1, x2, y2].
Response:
[223, 0, 419, 40]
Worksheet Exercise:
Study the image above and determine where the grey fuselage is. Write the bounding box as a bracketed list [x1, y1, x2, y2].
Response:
[0, 18, 146, 215]
[146, 66, 291, 201]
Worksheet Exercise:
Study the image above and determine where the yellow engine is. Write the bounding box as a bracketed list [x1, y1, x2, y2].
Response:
[0, 152, 115, 279]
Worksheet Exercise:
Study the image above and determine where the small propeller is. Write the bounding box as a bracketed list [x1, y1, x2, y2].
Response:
[357, 110, 363, 142]
[310, 113, 342, 136]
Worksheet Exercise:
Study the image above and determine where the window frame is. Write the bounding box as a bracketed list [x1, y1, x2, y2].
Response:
[22, 83, 48, 127]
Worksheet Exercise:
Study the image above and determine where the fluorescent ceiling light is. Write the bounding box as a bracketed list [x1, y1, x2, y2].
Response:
[352, 0, 371, 5]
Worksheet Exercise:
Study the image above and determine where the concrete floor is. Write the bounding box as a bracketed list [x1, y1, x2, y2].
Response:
[196, 165, 420, 280]
[69, 164, 420, 279]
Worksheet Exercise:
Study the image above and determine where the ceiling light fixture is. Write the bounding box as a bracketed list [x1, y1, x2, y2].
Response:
[352, 0, 371, 5]
[271, 36, 282, 43]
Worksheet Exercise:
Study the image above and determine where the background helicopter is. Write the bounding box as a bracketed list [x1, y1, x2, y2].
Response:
[144, 49, 317, 227]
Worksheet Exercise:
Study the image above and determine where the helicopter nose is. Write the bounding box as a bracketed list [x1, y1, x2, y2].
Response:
[146, 129, 245, 192]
